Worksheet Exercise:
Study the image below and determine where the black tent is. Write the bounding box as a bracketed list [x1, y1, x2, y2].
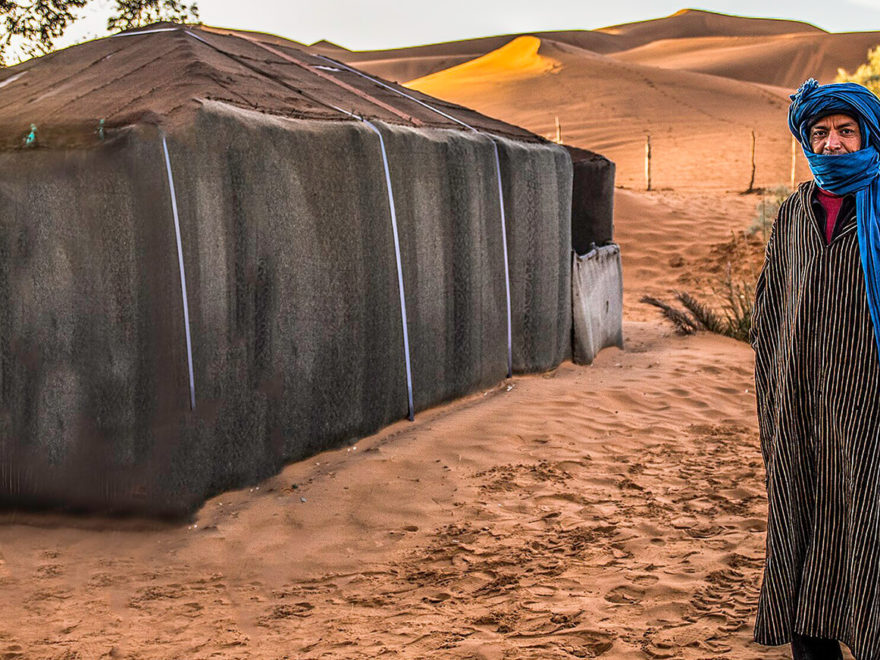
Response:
[0, 25, 576, 514]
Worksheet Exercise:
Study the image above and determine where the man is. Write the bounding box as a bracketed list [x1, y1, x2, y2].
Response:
[752, 79, 880, 660]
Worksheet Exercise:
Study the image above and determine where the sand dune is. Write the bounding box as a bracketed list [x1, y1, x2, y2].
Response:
[327, 36, 526, 83]
[328, 9, 825, 83]
[336, 34, 609, 83]
[319, 7, 876, 189]
[408, 37, 805, 189]
[308, 39, 350, 52]
[613, 31, 880, 88]
[408, 36, 560, 86]
[597, 8, 821, 41]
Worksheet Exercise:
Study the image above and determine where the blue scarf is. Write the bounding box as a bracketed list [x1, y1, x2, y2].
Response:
[789, 79, 880, 355]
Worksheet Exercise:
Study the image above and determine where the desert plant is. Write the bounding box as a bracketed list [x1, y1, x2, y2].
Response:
[837, 46, 880, 97]
[676, 291, 726, 334]
[712, 263, 754, 343]
[748, 186, 790, 242]
[643, 263, 756, 343]
[640, 295, 699, 335]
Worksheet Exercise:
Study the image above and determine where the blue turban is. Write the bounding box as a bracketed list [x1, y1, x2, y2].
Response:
[789, 78, 880, 355]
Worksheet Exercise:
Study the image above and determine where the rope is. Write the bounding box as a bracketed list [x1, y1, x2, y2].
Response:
[492, 141, 514, 377]
[312, 55, 476, 131]
[362, 121, 415, 421]
[161, 133, 196, 410]
[199, 28, 423, 126]
[314, 54, 514, 376]
[184, 28, 415, 417]
[110, 27, 181, 38]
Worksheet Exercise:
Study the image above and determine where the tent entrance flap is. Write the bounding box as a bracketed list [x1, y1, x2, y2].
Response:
[572, 244, 624, 365]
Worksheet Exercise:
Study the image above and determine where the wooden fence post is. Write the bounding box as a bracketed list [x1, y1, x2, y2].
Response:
[645, 135, 652, 191]
[747, 130, 756, 193]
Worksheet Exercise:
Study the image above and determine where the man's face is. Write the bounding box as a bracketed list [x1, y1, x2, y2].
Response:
[809, 114, 862, 154]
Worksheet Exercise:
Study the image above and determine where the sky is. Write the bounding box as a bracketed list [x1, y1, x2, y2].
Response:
[59, 0, 880, 52]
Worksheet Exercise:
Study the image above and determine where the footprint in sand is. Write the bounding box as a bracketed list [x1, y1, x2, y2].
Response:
[35, 563, 63, 579]
[257, 601, 315, 627]
[738, 517, 767, 532]
[646, 620, 730, 657]
[604, 584, 644, 604]
[423, 591, 452, 603]
[685, 524, 724, 539]
[540, 629, 615, 658]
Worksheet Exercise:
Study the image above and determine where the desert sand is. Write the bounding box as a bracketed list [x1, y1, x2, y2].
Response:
[0, 189, 788, 659]
[1, 9, 868, 659]
[338, 9, 823, 83]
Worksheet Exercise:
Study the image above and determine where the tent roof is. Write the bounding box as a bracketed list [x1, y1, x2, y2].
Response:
[0, 23, 542, 149]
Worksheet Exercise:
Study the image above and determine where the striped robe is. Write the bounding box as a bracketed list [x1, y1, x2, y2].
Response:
[752, 180, 880, 659]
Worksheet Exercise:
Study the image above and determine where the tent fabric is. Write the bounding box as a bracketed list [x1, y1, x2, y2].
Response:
[0, 25, 540, 150]
[565, 145, 616, 254]
[0, 101, 572, 514]
[571, 244, 624, 365]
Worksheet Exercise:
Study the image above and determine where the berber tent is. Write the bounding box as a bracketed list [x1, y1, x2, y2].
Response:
[0, 23, 618, 515]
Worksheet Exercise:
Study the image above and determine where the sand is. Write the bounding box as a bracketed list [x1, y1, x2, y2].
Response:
[0, 185, 818, 659]
[337, 9, 826, 83]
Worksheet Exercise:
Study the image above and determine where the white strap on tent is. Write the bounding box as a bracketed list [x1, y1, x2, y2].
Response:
[313, 56, 476, 132]
[184, 28, 416, 419]
[314, 55, 515, 377]
[363, 120, 415, 421]
[111, 27, 181, 38]
[185, 30, 361, 122]
[161, 133, 196, 411]
[491, 141, 514, 377]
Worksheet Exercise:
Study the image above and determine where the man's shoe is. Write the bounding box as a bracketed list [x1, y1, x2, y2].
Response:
[791, 633, 844, 660]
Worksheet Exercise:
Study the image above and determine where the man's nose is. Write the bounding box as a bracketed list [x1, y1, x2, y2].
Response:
[826, 131, 842, 151]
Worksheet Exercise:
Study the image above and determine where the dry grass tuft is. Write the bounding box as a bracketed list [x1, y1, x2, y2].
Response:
[643, 264, 755, 342]
[640, 295, 699, 335]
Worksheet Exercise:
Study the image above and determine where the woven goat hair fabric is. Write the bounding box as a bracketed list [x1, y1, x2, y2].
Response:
[752, 180, 880, 659]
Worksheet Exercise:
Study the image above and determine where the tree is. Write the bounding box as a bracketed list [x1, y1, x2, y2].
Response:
[836, 46, 880, 96]
[0, 0, 89, 63]
[106, 0, 197, 33]
[0, 0, 198, 65]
